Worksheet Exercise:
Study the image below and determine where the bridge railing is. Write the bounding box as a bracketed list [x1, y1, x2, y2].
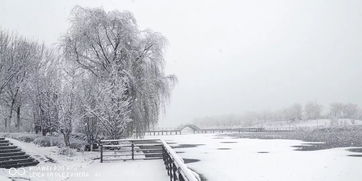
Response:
[161, 140, 200, 181]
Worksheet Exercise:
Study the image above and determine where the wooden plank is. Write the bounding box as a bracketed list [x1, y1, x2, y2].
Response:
[137, 148, 163, 152]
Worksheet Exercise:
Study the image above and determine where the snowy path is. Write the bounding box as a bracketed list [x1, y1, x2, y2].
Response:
[68, 160, 169, 181]
[150, 134, 362, 181]
[0, 138, 169, 181]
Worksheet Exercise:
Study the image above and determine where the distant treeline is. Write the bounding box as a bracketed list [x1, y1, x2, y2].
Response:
[193, 102, 362, 128]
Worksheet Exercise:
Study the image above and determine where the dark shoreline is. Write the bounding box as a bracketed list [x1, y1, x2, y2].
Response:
[224, 126, 362, 151]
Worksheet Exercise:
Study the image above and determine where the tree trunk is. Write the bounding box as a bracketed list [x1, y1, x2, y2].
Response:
[42, 129, 47, 136]
[62, 129, 71, 147]
[7, 100, 15, 132]
[16, 106, 21, 131]
[4, 118, 7, 132]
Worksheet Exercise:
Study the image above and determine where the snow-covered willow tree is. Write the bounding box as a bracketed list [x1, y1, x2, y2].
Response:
[88, 66, 132, 139]
[61, 6, 176, 138]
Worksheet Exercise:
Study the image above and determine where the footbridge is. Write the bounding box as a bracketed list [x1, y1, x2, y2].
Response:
[145, 124, 292, 136]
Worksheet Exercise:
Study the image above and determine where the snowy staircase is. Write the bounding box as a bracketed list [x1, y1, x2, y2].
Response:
[0, 137, 39, 168]
[137, 140, 163, 159]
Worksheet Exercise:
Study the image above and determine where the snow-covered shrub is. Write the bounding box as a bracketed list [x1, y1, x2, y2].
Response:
[0, 133, 40, 143]
[16, 135, 37, 143]
[68, 138, 87, 151]
[70, 133, 87, 141]
[33, 136, 62, 147]
[58, 147, 75, 157]
[69, 142, 83, 151]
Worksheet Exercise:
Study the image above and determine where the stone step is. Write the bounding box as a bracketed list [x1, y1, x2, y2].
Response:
[0, 148, 21, 153]
[1, 159, 39, 169]
[0, 154, 30, 161]
[0, 157, 35, 165]
[0, 145, 17, 150]
[0, 143, 11, 147]
[144, 153, 163, 158]
[0, 151, 26, 157]
[0, 140, 9, 143]
[0, 138, 39, 168]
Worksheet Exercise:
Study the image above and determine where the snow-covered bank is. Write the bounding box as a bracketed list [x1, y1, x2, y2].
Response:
[0, 139, 169, 181]
[150, 134, 362, 181]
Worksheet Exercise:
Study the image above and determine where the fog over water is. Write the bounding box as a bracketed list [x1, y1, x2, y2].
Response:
[2, 0, 362, 127]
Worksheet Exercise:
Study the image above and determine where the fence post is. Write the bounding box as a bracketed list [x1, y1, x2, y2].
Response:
[100, 144, 103, 163]
[169, 161, 173, 181]
[131, 141, 134, 160]
[173, 163, 177, 181]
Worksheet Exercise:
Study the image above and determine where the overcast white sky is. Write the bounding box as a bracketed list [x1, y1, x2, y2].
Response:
[1, 0, 362, 127]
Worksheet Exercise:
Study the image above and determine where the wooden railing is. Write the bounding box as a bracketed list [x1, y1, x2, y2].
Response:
[161, 140, 200, 181]
[100, 139, 163, 162]
[100, 139, 200, 181]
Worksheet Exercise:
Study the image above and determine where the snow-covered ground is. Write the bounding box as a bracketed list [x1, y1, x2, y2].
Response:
[150, 134, 362, 181]
[68, 160, 169, 181]
[3, 133, 362, 181]
[0, 138, 168, 181]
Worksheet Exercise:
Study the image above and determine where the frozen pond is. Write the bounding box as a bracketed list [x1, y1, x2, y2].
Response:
[150, 134, 362, 181]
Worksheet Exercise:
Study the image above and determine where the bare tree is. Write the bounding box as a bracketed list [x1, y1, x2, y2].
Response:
[0, 33, 40, 131]
[282, 104, 302, 122]
[27, 48, 61, 135]
[0, 31, 19, 95]
[58, 67, 80, 146]
[343, 103, 359, 119]
[77, 77, 99, 147]
[328, 103, 359, 119]
[329, 103, 344, 119]
[304, 102, 322, 120]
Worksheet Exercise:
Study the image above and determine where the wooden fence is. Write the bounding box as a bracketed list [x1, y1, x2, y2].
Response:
[100, 139, 200, 181]
[100, 139, 163, 161]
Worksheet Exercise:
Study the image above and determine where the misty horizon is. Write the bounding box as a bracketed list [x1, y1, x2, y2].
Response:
[1, 0, 362, 127]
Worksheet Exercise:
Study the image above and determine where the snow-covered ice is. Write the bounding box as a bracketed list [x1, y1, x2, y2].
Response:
[254, 119, 362, 129]
[150, 134, 362, 181]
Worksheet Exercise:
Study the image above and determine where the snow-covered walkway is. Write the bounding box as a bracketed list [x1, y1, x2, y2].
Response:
[68, 160, 169, 181]
[0, 138, 169, 181]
